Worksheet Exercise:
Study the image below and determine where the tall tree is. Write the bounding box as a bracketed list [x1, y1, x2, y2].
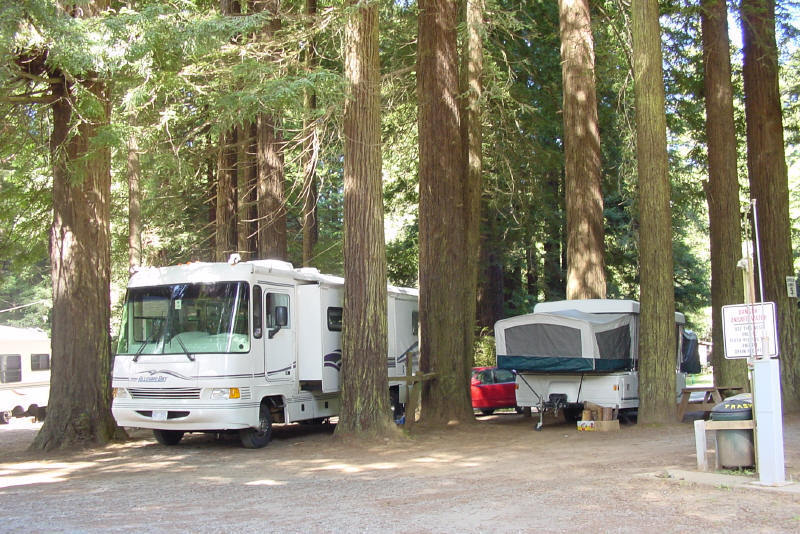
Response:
[631, 0, 677, 423]
[417, 0, 473, 424]
[216, 128, 238, 261]
[700, 0, 748, 390]
[128, 131, 142, 272]
[741, 0, 800, 410]
[302, 0, 320, 267]
[216, 0, 241, 262]
[255, 0, 288, 261]
[459, 0, 484, 373]
[32, 1, 117, 449]
[559, 0, 606, 300]
[337, 0, 392, 436]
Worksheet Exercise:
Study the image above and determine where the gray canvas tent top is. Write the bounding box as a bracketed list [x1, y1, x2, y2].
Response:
[496, 299, 685, 373]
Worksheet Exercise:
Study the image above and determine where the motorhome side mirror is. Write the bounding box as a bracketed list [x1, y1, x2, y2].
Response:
[275, 306, 288, 327]
[268, 306, 288, 339]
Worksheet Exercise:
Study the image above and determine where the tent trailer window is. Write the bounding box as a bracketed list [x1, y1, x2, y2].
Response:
[412, 311, 419, 336]
[505, 323, 582, 357]
[595, 325, 631, 359]
[327, 307, 343, 332]
[30, 353, 50, 371]
[0, 354, 22, 383]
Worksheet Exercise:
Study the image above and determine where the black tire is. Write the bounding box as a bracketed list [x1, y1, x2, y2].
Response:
[480, 408, 495, 416]
[239, 404, 273, 449]
[153, 429, 184, 446]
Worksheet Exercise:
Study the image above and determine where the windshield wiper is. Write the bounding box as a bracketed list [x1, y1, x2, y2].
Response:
[133, 318, 165, 362]
[171, 332, 195, 362]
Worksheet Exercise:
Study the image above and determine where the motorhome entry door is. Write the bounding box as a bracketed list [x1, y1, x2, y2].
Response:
[263, 288, 295, 383]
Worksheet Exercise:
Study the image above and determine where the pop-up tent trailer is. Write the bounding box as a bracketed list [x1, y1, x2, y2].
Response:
[496, 299, 686, 428]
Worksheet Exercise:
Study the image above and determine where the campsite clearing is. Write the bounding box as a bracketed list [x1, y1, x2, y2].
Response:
[1, 413, 799, 532]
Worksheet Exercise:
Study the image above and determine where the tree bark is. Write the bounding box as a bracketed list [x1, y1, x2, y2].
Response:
[255, 0, 288, 261]
[256, 113, 288, 260]
[216, 128, 238, 262]
[302, 0, 319, 267]
[33, 73, 117, 450]
[559, 0, 606, 300]
[741, 0, 800, 410]
[337, 0, 392, 437]
[417, 0, 473, 425]
[128, 132, 142, 272]
[459, 0, 484, 375]
[237, 123, 257, 260]
[700, 0, 748, 390]
[631, 0, 677, 424]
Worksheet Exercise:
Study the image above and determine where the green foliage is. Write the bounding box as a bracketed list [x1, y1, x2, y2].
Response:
[472, 329, 496, 368]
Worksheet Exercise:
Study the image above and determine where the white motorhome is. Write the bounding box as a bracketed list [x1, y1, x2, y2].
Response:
[0, 325, 51, 423]
[111, 258, 419, 448]
[495, 299, 686, 428]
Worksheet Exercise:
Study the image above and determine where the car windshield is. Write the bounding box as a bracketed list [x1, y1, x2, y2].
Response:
[116, 282, 250, 355]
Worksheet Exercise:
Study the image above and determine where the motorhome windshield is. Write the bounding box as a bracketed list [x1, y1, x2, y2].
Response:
[116, 282, 250, 356]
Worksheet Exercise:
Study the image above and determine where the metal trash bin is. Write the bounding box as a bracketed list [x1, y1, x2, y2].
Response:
[710, 393, 754, 469]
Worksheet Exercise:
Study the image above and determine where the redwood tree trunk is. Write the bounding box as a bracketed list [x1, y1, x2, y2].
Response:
[128, 132, 142, 271]
[631, 0, 677, 424]
[417, 0, 473, 424]
[302, 0, 319, 267]
[559, 0, 606, 300]
[337, 0, 392, 436]
[33, 76, 117, 450]
[701, 0, 748, 390]
[216, 129, 238, 262]
[741, 0, 800, 410]
[256, 113, 288, 260]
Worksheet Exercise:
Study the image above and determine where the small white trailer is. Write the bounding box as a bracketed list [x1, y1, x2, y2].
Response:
[0, 325, 51, 423]
[495, 299, 687, 428]
[111, 257, 419, 448]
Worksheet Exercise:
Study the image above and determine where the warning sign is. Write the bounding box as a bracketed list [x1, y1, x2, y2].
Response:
[722, 302, 779, 359]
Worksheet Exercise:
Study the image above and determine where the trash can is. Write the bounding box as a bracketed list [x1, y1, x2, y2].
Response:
[710, 393, 754, 469]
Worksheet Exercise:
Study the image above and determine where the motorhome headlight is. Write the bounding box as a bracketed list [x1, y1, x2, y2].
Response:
[113, 388, 131, 399]
[210, 388, 241, 400]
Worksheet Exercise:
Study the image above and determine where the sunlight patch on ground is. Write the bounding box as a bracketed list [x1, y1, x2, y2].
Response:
[0, 460, 96, 489]
[245, 479, 287, 486]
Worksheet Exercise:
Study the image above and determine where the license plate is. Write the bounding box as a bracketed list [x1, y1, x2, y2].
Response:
[152, 410, 168, 421]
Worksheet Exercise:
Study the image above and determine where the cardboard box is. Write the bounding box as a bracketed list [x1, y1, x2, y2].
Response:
[593, 420, 620, 432]
[577, 420, 595, 431]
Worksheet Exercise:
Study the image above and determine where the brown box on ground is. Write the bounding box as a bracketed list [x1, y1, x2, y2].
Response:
[581, 409, 592, 421]
[593, 420, 620, 432]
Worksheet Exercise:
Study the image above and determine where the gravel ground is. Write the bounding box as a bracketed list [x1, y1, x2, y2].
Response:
[1, 413, 799, 533]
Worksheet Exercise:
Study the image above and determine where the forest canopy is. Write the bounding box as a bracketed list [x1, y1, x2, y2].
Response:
[1, 0, 799, 340]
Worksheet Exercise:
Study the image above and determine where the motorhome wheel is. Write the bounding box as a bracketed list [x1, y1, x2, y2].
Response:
[239, 404, 273, 449]
[153, 429, 184, 446]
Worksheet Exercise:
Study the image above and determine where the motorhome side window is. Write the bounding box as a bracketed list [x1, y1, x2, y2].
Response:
[327, 307, 343, 331]
[412, 310, 419, 336]
[0, 354, 22, 383]
[253, 285, 263, 339]
[30, 354, 50, 371]
[116, 281, 250, 355]
[265, 293, 290, 329]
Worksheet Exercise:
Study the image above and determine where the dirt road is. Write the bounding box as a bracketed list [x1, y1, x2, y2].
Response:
[1, 414, 798, 533]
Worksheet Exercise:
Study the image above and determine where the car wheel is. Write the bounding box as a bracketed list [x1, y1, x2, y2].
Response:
[153, 429, 184, 446]
[480, 408, 495, 416]
[240, 403, 273, 449]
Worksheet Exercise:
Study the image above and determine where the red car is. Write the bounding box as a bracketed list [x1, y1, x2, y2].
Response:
[471, 366, 518, 415]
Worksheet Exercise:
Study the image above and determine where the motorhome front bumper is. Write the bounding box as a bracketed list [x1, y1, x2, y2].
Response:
[112, 400, 259, 431]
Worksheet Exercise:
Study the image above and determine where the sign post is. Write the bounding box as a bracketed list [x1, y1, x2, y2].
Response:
[722, 302, 785, 485]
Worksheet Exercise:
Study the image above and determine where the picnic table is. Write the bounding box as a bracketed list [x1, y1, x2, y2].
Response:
[677, 385, 743, 421]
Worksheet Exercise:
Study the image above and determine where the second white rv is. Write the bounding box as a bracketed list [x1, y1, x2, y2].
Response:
[111, 258, 418, 448]
[0, 325, 51, 423]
